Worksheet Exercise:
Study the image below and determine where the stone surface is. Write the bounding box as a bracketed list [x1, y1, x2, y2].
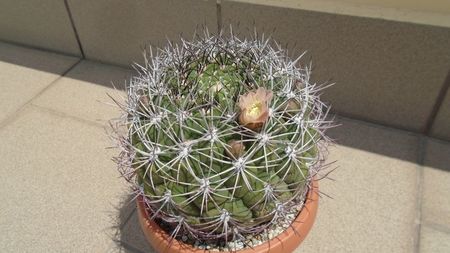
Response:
[334, 0, 450, 14]
[297, 117, 419, 252]
[221, 0, 450, 132]
[0, 42, 79, 124]
[67, 0, 217, 66]
[420, 226, 450, 253]
[430, 86, 450, 141]
[3, 40, 450, 252]
[222, 0, 450, 28]
[0, 107, 127, 252]
[117, 205, 155, 253]
[32, 60, 133, 125]
[0, 0, 81, 56]
[422, 139, 450, 226]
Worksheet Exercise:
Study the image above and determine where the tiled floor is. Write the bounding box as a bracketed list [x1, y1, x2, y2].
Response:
[0, 41, 449, 253]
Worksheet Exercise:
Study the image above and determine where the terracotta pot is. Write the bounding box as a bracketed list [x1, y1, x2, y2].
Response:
[137, 179, 319, 253]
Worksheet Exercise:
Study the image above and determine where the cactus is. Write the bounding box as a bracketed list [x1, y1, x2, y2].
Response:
[113, 31, 332, 247]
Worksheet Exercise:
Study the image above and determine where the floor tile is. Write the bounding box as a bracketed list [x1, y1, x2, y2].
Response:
[32, 60, 133, 124]
[0, 42, 79, 124]
[0, 106, 127, 252]
[422, 139, 450, 226]
[296, 118, 418, 252]
[0, 42, 436, 252]
[420, 226, 450, 253]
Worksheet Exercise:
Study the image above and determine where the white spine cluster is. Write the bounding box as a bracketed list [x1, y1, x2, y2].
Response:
[112, 30, 334, 246]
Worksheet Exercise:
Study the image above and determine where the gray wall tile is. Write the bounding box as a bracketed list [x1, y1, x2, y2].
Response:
[0, 0, 81, 56]
[222, 1, 450, 132]
[68, 0, 217, 67]
[430, 87, 450, 141]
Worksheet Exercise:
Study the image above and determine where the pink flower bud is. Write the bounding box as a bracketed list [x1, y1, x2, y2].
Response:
[284, 99, 300, 114]
[226, 140, 245, 159]
[138, 95, 150, 112]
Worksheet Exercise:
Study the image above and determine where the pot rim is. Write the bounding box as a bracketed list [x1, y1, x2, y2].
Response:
[137, 178, 319, 253]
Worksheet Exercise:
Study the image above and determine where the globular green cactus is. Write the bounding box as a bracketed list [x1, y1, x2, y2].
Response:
[114, 31, 332, 247]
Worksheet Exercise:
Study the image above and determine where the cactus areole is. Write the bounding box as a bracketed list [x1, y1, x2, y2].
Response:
[113, 32, 332, 251]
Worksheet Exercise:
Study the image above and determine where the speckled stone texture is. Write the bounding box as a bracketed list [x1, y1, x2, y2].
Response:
[0, 42, 79, 124]
[430, 86, 450, 141]
[221, 0, 450, 132]
[422, 139, 450, 227]
[0, 0, 81, 56]
[67, 0, 217, 66]
[32, 60, 133, 124]
[1, 41, 450, 253]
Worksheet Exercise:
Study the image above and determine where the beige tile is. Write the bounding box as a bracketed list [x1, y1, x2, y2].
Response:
[32, 60, 133, 124]
[422, 139, 450, 226]
[299, 204, 415, 252]
[420, 226, 450, 253]
[67, 0, 217, 66]
[222, 1, 450, 132]
[296, 118, 418, 252]
[0, 42, 79, 124]
[115, 117, 419, 253]
[430, 87, 450, 141]
[0, 106, 129, 252]
[0, 0, 81, 55]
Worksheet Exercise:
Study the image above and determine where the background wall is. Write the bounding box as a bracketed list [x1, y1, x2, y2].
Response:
[66, 0, 218, 66]
[0, 0, 449, 140]
[0, 0, 81, 56]
[338, 0, 450, 14]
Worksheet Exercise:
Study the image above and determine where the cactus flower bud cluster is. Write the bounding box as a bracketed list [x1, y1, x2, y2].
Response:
[113, 32, 332, 248]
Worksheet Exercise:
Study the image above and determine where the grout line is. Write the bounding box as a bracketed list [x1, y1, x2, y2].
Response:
[332, 111, 450, 145]
[425, 135, 450, 146]
[0, 38, 80, 58]
[413, 136, 427, 253]
[217, 0, 223, 32]
[2, 40, 450, 145]
[330, 109, 423, 134]
[1, 39, 132, 71]
[64, 0, 85, 58]
[423, 70, 450, 134]
[332, 113, 421, 138]
[422, 220, 450, 235]
[78, 57, 134, 72]
[79, 57, 132, 71]
[30, 104, 106, 129]
[0, 59, 83, 130]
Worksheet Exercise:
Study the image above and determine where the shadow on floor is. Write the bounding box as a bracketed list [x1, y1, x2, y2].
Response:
[328, 115, 450, 172]
[0, 40, 134, 90]
[110, 193, 155, 253]
[2, 40, 449, 172]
